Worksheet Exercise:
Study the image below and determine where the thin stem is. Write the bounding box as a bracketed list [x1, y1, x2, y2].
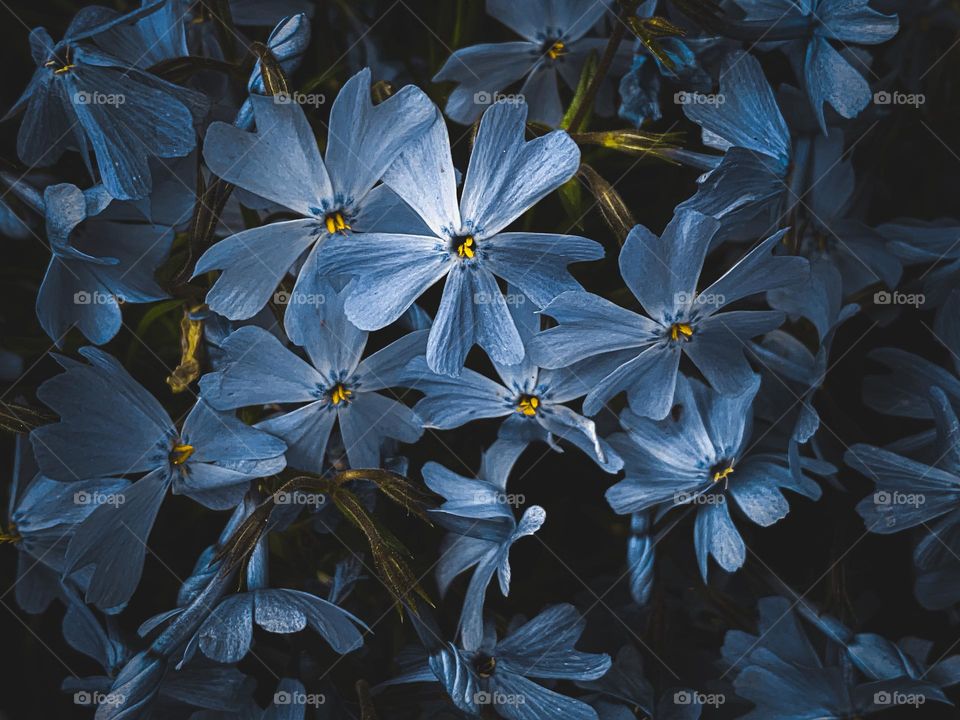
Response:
[567, 12, 628, 131]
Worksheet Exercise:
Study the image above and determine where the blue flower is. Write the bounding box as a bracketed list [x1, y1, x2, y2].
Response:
[318, 100, 603, 376]
[847, 386, 960, 611]
[59, 584, 254, 717]
[391, 603, 611, 719]
[199, 279, 427, 471]
[192, 537, 367, 663]
[423, 439, 546, 650]
[433, 0, 627, 126]
[750, 303, 858, 444]
[722, 596, 949, 719]
[879, 0, 960, 91]
[196, 677, 312, 719]
[618, 1, 714, 127]
[193, 67, 436, 330]
[733, 0, 899, 131]
[849, 385, 960, 533]
[35, 182, 173, 346]
[5, 436, 129, 614]
[6, 1, 208, 200]
[236, 13, 312, 130]
[881, 219, 960, 353]
[861, 347, 960, 458]
[676, 51, 792, 244]
[605, 375, 822, 579]
[30, 346, 286, 611]
[765, 126, 900, 339]
[408, 290, 623, 471]
[529, 210, 807, 419]
[853, 379, 960, 611]
[95, 507, 261, 719]
[576, 645, 702, 720]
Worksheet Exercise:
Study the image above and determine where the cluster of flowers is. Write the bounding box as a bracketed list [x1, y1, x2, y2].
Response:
[3, 0, 960, 718]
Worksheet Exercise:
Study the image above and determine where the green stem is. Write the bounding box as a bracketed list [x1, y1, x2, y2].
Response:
[567, 11, 628, 131]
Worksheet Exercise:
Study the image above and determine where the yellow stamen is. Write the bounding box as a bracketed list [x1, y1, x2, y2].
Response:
[547, 40, 567, 60]
[713, 465, 734, 483]
[516, 395, 540, 416]
[456, 235, 475, 259]
[45, 50, 74, 75]
[330, 383, 352, 405]
[669, 323, 694, 341]
[324, 211, 350, 235]
[45, 58, 75, 74]
[0, 525, 20, 544]
[170, 443, 195, 466]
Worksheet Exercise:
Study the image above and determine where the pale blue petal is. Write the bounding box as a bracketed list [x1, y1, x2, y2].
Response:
[586, 344, 681, 419]
[460, 101, 580, 237]
[483, 231, 603, 307]
[199, 326, 324, 408]
[202, 96, 332, 215]
[339, 392, 423, 469]
[530, 291, 660, 368]
[320, 233, 449, 330]
[433, 42, 538, 124]
[256, 402, 336, 473]
[194, 219, 320, 321]
[325, 68, 437, 209]
[694, 500, 746, 580]
[426, 264, 524, 375]
[284, 262, 367, 380]
[65, 468, 171, 611]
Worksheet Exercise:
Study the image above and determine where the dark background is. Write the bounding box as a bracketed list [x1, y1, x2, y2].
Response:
[1, 0, 960, 717]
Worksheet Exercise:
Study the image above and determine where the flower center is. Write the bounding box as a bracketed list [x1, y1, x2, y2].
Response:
[474, 653, 497, 678]
[0, 524, 20, 544]
[516, 394, 540, 416]
[45, 48, 74, 74]
[324, 211, 350, 235]
[329, 383, 353, 406]
[712, 464, 734, 484]
[545, 39, 567, 60]
[669, 323, 694, 342]
[453, 235, 476, 259]
[170, 443, 195, 466]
